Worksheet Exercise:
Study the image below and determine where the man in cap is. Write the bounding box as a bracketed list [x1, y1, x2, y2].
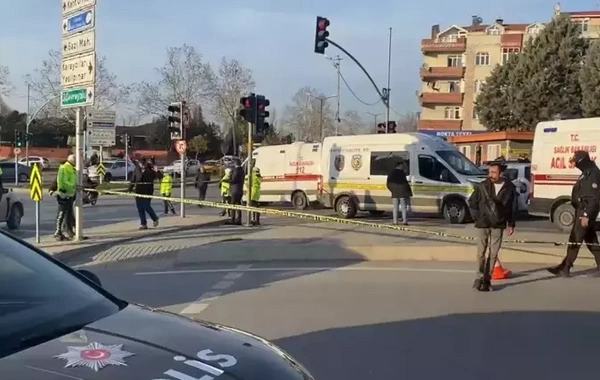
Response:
[54, 154, 77, 240]
[548, 150, 600, 277]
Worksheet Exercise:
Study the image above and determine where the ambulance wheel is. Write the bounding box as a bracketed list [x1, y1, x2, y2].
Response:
[443, 198, 468, 224]
[553, 202, 575, 232]
[291, 191, 309, 210]
[336, 195, 357, 219]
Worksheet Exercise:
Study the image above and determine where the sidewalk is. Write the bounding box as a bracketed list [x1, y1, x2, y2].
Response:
[27, 214, 224, 261]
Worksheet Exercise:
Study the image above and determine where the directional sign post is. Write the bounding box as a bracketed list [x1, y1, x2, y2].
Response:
[61, 0, 97, 242]
[29, 163, 43, 243]
[96, 162, 106, 184]
[87, 109, 116, 147]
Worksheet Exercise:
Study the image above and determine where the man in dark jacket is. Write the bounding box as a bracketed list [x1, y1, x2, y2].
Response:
[128, 158, 161, 230]
[548, 150, 600, 277]
[226, 162, 245, 225]
[195, 166, 211, 207]
[386, 160, 412, 225]
[468, 161, 516, 292]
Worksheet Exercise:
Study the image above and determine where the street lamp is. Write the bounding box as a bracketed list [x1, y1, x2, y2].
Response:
[307, 93, 336, 141]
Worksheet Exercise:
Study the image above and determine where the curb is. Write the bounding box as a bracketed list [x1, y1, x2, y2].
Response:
[174, 240, 597, 266]
[50, 219, 228, 265]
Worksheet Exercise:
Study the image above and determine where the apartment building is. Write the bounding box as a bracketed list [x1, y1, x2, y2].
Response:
[418, 4, 600, 133]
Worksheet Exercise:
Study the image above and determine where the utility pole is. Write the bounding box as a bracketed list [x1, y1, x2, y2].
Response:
[325, 55, 342, 135]
[307, 93, 336, 141]
[367, 112, 382, 132]
[26, 83, 30, 164]
[384, 27, 393, 132]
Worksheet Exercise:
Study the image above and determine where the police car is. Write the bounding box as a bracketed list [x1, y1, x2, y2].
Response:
[0, 231, 314, 379]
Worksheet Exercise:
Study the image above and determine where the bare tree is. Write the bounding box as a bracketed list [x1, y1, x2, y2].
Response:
[201, 57, 254, 133]
[396, 112, 418, 132]
[0, 59, 13, 97]
[284, 86, 335, 142]
[134, 45, 205, 117]
[25, 50, 130, 119]
[121, 114, 141, 127]
[339, 110, 367, 135]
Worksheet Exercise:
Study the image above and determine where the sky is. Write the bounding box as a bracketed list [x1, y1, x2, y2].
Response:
[0, 0, 598, 126]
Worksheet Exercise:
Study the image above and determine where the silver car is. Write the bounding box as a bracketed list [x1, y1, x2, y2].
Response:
[0, 188, 24, 230]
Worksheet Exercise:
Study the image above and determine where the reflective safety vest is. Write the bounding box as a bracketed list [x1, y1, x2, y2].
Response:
[220, 173, 231, 196]
[57, 162, 77, 197]
[245, 172, 262, 201]
[160, 174, 173, 194]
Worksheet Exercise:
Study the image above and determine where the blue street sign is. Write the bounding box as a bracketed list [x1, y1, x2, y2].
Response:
[420, 130, 488, 139]
[63, 9, 94, 35]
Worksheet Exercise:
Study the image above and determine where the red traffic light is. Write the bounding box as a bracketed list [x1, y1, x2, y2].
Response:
[245, 99, 251, 108]
[318, 19, 329, 30]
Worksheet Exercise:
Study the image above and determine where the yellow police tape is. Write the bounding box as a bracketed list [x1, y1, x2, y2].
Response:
[85, 187, 586, 248]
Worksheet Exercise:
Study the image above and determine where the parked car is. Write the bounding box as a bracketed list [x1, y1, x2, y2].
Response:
[0, 188, 24, 230]
[162, 159, 200, 177]
[18, 156, 50, 170]
[0, 161, 31, 183]
[0, 230, 315, 379]
[479, 161, 531, 213]
[87, 160, 134, 182]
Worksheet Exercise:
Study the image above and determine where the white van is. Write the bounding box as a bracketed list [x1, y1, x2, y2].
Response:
[530, 117, 600, 231]
[249, 133, 486, 223]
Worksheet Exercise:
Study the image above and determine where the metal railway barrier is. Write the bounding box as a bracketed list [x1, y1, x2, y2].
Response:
[85, 187, 588, 248]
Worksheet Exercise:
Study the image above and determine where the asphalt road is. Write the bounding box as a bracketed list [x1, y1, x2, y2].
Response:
[6, 184, 559, 240]
[89, 260, 600, 379]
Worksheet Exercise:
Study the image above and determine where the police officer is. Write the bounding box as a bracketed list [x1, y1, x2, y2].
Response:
[548, 150, 600, 277]
[246, 166, 262, 225]
[219, 168, 232, 217]
[54, 154, 77, 240]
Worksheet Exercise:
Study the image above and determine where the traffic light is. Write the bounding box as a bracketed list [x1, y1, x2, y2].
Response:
[376, 123, 386, 134]
[239, 94, 256, 123]
[168, 102, 183, 140]
[387, 121, 397, 133]
[314, 16, 330, 54]
[126, 134, 132, 148]
[256, 95, 270, 136]
[15, 131, 24, 147]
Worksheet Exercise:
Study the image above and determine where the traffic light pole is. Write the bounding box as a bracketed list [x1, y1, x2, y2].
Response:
[13, 148, 17, 186]
[385, 27, 393, 132]
[180, 124, 186, 218]
[124, 134, 129, 181]
[325, 38, 390, 118]
[74, 107, 84, 241]
[245, 121, 253, 227]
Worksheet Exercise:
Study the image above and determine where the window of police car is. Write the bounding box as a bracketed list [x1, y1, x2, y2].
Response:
[370, 151, 410, 176]
[436, 150, 484, 176]
[0, 233, 123, 358]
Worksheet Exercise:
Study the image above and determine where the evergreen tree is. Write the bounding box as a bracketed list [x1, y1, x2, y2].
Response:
[580, 40, 600, 117]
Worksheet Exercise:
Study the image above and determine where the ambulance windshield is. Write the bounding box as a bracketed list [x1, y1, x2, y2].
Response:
[436, 150, 484, 176]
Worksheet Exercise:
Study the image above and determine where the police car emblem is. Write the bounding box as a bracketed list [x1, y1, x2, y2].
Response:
[334, 155, 345, 171]
[593, 183, 598, 189]
[54, 342, 135, 371]
[351, 154, 362, 171]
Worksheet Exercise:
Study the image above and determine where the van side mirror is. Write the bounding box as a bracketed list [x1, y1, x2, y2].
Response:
[78, 269, 102, 287]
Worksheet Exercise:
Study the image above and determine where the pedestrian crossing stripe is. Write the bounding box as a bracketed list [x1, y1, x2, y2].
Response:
[29, 163, 43, 202]
[97, 163, 106, 176]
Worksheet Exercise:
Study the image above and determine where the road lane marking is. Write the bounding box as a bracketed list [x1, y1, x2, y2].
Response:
[136, 266, 475, 276]
[178, 265, 250, 315]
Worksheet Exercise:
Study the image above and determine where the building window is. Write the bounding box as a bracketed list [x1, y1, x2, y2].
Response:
[475, 52, 490, 66]
[447, 55, 462, 67]
[528, 25, 543, 36]
[487, 26, 501, 35]
[487, 144, 501, 160]
[444, 107, 461, 120]
[473, 108, 479, 119]
[575, 19, 590, 33]
[448, 81, 461, 93]
[502, 48, 519, 64]
[474, 80, 485, 94]
[459, 145, 472, 159]
[439, 34, 458, 42]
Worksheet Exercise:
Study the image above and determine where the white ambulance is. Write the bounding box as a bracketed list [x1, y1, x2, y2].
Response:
[530, 117, 600, 231]
[250, 133, 487, 223]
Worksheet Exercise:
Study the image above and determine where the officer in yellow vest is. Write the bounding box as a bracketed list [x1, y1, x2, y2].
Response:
[54, 154, 77, 240]
[219, 168, 232, 217]
[246, 166, 262, 225]
[160, 170, 176, 215]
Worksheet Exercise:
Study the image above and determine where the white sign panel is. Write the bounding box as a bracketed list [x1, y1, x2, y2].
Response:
[63, 29, 95, 58]
[63, 0, 96, 16]
[61, 52, 96, 88]
[87, 109, 116, 122]
[62, 8, 95, 37]
[88, 128, 115, 147]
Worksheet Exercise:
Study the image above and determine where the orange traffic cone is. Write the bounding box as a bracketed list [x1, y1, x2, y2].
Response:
[492, 259, 512, 280]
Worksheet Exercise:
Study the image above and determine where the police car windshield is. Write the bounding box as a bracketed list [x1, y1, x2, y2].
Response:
[437, 150, 485, 176]
[0, 233, 122, 358]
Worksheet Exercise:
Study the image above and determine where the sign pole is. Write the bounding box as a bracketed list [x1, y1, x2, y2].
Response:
[125, 134, 129, 181]
[74, 107, 84, 241]
[245, 121, 253, 226]
[13, 151, 17, 186]
[99, 146, 103, 184]
[35, 201, 40, 243]
[29, 163, 43, 243]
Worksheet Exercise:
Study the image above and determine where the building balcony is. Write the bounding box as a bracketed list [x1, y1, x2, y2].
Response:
[501, 33, 523, 48]
[420, 66, 465, 81]
[420, 92, 464, 105]
[418, 119, 463, 131]
[421, 38, 466, 53]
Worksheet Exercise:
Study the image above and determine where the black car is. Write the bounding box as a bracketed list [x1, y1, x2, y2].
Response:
[0, 231, 314, 379]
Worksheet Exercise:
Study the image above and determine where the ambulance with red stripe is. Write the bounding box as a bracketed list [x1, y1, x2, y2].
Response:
[530, 117, 600, 231]
[251, 133, 485, 223]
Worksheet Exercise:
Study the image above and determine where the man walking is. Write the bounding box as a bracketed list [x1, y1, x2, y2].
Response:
[386, 160, 412, 225]
[195, 166, 211, 207]
[226, 161, 245, 225]
[128, 158, 160, 230]
[468, 161, 516, 291]
[54, 154, 77, 241]
[548, 150, 600, 277]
